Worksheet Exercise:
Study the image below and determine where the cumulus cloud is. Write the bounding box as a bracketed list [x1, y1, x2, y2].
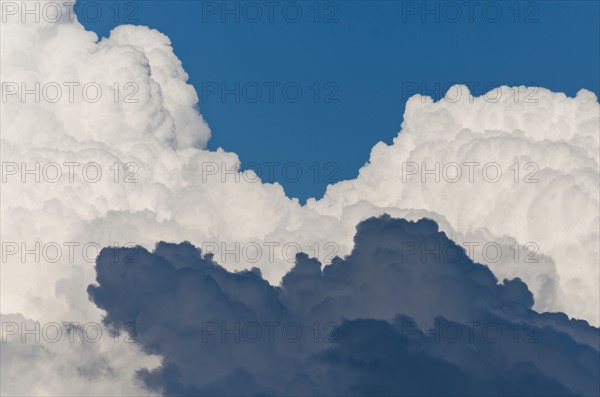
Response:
[0, 313, 160, 396]
[87, 216, 600, 396]
[1, 0, 598, 394]
[310, 86, 600, 323]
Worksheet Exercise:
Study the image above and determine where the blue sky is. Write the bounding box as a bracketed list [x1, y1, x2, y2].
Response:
[77, 0, 600, 203]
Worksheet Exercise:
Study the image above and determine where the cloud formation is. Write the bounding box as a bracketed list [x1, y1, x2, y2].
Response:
[88, 216, 600, 396]
[1, 0, 598, 394]
[3, 0, 598, 324]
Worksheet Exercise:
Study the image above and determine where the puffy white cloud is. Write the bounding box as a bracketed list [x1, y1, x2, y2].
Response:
[1, 1, 598, 394]
[1, 314, 161, 397]
[310, 86, 599, 322]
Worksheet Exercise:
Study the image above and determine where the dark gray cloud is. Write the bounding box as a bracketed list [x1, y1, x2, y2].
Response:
[88, 216, 600, 396]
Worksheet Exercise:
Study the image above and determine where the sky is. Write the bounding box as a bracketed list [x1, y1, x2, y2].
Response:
[75, 0, 600, 202]
[2, 1, 599, 395]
